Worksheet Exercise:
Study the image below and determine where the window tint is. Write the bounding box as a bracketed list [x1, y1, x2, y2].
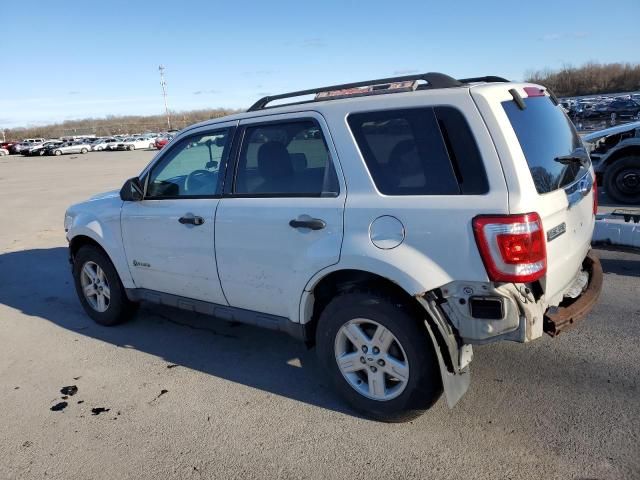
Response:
[348, 108, 480, 195]
[234, 120, 338, 196]
[146, 129, 230, 198]
[503, 97, 588, 194]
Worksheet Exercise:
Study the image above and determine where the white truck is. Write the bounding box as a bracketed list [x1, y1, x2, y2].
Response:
[64, 73, 602, 421]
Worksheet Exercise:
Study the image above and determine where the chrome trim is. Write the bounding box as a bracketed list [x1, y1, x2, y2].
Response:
[564, 170, 593, 209]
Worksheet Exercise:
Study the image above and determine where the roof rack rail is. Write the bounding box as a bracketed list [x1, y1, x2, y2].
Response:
[248, 72, 463, 111]
[247, 72, 510, 111]
[459, 76, 510, 84]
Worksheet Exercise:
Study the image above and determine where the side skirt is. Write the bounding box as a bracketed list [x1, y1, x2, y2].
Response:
[125, 288, 307, 342]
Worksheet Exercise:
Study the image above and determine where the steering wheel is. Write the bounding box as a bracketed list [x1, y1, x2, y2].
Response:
[185, 169, 214, 193]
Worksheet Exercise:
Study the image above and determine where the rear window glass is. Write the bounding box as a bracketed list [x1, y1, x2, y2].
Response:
[503, 96, 589, 194]
[348, 107, 488, 196]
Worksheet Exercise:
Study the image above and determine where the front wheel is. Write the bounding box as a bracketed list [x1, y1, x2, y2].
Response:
[128, 145, 135, 151]
[72, 245, 137, 326]
[149, 143, 154, 149]
[54, 150, 62, 156]
[316, 292, 442, 422]
[603, 156, 640, 204]
[80, 148, 88, 154]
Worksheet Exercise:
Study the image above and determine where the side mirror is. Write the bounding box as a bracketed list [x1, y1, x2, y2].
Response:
[120, 177, 144, 201]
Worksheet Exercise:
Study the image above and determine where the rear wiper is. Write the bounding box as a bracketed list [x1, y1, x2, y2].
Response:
[554, 149, 588, 166]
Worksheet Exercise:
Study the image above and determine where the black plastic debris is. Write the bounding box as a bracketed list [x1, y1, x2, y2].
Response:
[50, 402, 68, 412]
[166, 364, 179, 369]
[60, 386, 78, 396]
[77, 400, 84, 404]
[91, 407, 110, 415]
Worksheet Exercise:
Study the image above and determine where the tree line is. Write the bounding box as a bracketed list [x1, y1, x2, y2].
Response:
[4, 108, 241, 141]
[526, 62, 640, 97]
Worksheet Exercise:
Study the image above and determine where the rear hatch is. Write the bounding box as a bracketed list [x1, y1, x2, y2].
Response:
[471, 84, 596, 306]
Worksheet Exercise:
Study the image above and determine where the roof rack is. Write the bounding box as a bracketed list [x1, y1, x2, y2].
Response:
[247, 72, 509, 111]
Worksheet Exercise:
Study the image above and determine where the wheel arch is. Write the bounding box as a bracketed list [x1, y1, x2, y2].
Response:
[603, 144, 640, 167]
[301, 268, 438, 348]
[67, 226, 135, 289]
[301, 267, 470, 408]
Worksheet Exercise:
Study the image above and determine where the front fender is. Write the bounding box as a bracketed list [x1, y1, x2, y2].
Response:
[67, 211, 134, 289]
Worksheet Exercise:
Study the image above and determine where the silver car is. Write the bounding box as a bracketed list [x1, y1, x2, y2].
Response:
[48, 142, 91, 156]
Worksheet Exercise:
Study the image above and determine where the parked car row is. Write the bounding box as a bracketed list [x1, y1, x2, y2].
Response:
[561, 93, 640, 120]
[1, 133, 174, 156]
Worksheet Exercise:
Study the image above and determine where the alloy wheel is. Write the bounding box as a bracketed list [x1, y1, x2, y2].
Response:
[80, 261, 111, 312]
[334, 318, 409, 401]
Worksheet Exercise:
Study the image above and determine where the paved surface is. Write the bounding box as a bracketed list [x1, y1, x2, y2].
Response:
[0, 151, 638, 480]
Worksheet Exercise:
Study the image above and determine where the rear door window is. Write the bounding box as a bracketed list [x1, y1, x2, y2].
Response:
[234, 120, 339, 196]
[502, 96, 589, 194]
[347, 107, 488, 195]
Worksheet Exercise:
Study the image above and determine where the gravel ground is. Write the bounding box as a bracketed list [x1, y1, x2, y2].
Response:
[0, 151, 638, 479]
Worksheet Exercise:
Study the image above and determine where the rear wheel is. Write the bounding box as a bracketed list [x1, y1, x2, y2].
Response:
[129, 145, 135, 151]
[80, 148, 88, 154]
[604, 156, 640, 204]
[316, 292, 442, 422]
[149, 143, 154, 149]
[72, 245, 137, 326]
[54, 150, 62, 156]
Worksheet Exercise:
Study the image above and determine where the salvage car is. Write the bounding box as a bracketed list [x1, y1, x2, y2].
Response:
[583, 121, 640, 204]
[0, 147, 8, 156]
[64, 73, 602, 422]
[25, 141, 63, 156]
[91, 138, 120, 151]
[48, 141, 90, 156]
[120, 136, 157, 151]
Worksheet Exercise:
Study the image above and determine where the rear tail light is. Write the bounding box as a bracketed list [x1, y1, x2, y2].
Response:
[472, 213, 546, 283]
[592, 178, 598, 215]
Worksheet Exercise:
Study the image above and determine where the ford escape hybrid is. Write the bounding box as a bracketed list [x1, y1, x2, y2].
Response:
[64, 72, 602, 422]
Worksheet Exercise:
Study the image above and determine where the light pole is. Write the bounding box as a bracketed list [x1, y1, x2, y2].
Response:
[159, 65, 172, 130]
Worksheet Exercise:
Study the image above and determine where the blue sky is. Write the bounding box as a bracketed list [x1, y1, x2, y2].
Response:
[3, 0, 639, 128]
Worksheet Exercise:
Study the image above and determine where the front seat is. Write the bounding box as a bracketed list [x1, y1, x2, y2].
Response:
[255, 141, 294, 193]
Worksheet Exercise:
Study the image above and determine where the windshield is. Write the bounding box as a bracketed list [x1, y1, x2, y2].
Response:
[503, 96, 590, 194]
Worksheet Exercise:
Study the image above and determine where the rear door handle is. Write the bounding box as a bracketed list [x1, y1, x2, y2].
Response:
[289, 217, 326, 230]
[179, 215, 205, 226]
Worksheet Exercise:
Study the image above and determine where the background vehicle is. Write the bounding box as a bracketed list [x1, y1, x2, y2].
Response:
[48, 141, 90, 156]
[1, 141, 19, 152]
[64, 73, 601, 422]
[91, 137, 120, 151]
[155, 134, 174, 149]
[116, 137, 155, 150]
[584, 121, 640, 203]
[26, 141, 63, 156]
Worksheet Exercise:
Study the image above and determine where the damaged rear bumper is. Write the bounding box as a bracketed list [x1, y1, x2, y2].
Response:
[543, 252, 603, 337]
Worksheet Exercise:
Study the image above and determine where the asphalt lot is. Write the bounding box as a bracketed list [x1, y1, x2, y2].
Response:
[0, 150, 638, 479]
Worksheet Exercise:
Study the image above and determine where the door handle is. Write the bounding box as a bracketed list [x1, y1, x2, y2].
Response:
[179, 215, 205, 226]
[289, 217, 326, 230]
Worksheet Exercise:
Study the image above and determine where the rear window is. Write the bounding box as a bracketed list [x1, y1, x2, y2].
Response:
[348, 107, 488, 195]
[503, 96, 589, 194]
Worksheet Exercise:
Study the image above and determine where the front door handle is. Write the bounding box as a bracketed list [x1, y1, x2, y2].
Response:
[179, 215, 205, 226]
[289, 217, 326, 230]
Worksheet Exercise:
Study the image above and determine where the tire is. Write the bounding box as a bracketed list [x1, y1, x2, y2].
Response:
[129, 145, 135, 151]
[603, 156, 640, 204]
[316, 292, 442, 422]
[81, 148, 88, 154]
[149, 143, 154, 149]
[72, 245, 137, 326]
[54, 150, 62, 156]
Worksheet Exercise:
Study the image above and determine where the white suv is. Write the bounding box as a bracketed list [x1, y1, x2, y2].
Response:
[64, 73, 603, 421]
